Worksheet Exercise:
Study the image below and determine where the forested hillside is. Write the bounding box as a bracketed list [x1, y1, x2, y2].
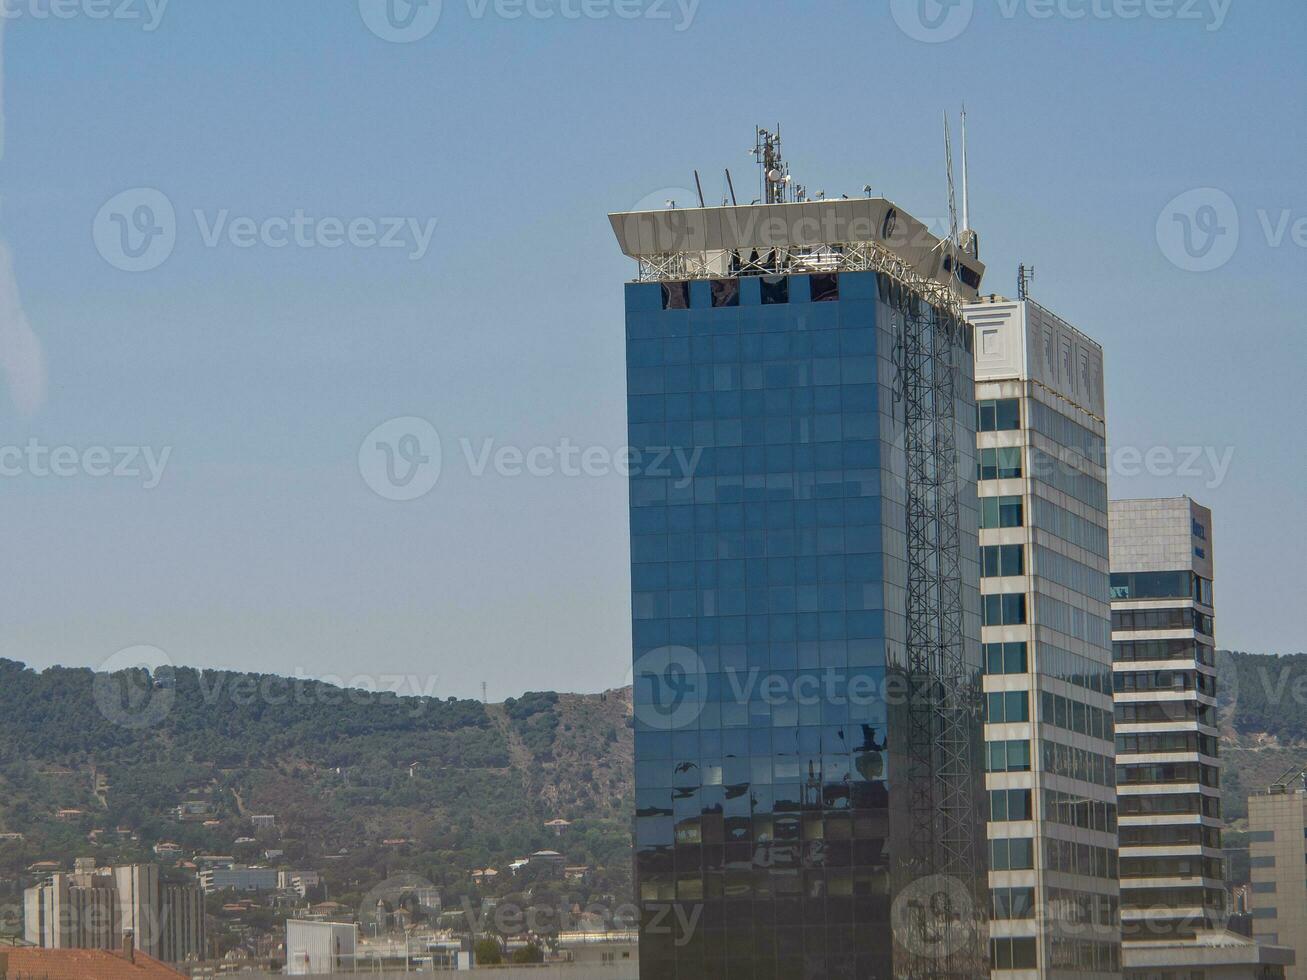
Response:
[2, 649, 1305, 926]
[1218, 650, 1307, 825]
[0, 659, 634, 934]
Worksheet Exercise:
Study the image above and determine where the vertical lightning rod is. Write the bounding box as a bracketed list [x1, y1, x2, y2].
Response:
[961, 104, 971, 233]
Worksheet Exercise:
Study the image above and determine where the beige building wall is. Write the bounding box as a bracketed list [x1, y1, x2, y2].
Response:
[1249, 789, 1307, 980]
[968, 296, 1120, 980]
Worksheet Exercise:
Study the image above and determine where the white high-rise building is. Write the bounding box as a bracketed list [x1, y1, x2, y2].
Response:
[966, 294, 1121, 978]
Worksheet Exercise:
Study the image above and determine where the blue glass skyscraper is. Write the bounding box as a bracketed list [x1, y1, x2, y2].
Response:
[613, 193, 988, 980]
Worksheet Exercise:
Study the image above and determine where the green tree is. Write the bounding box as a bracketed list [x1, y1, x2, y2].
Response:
[512, 944, 544, 964]
[474, 938, 503, 965]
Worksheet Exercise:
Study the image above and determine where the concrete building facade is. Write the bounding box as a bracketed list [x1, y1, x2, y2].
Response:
[1249, 786, 1307, 979]
[966, 295, 1121, 978]
[23, 862, 203, 965]
[1110, 498, 1291, 978]
[1109, 497, 1223, 946]
[198, 866, 277, 893]
[285, 920, 358, 976]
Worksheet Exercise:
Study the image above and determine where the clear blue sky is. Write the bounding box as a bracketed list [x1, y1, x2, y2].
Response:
[1, 0, 1302, 698]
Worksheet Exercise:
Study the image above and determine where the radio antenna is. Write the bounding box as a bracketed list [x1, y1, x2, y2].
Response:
[961, 104, 971, 233]
[1018, 264, 1036, 301]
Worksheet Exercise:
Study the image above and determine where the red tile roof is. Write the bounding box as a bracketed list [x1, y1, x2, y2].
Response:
[1, 948, 186, 979]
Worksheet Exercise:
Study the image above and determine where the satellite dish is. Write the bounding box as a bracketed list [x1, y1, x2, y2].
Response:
[767, 168, 783, 183]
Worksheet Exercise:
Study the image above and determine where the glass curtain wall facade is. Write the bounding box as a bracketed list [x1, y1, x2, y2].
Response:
[1108, 497, 1224, 950]
[966, 297, 1121, 979]
[626, 269, 984, 980]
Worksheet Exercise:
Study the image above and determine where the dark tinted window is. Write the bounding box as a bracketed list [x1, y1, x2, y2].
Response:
[660, 281, 690, 310]
[978, 398, 1021, 432]
[809, 273, 839, 302]
[1109, 570, 1192, 600]
[759, 275, 789, 305]
[710, 279, 739, 308]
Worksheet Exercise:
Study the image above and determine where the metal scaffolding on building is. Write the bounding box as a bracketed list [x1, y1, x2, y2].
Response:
[897, 285, 985, 980]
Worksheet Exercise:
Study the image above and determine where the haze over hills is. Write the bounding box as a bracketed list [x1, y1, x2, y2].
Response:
[0, 658, 634, 942]
[1, 649, 1305, 929]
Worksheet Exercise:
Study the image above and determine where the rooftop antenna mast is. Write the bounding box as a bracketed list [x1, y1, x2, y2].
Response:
[1018, 263, 1036, 301]
[752, 125, 791, 204]
[959, 105, 980, 259]
[961, 105, 970, 233]
[693, 170, 706, 208]
[942, 110, 961, 289]
[725, 169, 738, 206]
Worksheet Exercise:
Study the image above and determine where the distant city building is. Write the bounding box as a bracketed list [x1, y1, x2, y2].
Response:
[25, 868, 116, 950]
[285, 920, 357, 976]
[1111, 498, 1223, 941]
[966, 294, 1120, 978]
[114, 864, 162, 960]
[277, 871, 322, 898]
[192, 855, 234, 870]
[528, 850, 565, 867]
[557, 930, 638, 971]
[1249, 778, 1307, 979]
[156, 884, 204, 965]
[22, 862, 204, 965]
[198, 866, 278, 894]
[1112, 498, 1292, 978]
[171, 801, 216, 822]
